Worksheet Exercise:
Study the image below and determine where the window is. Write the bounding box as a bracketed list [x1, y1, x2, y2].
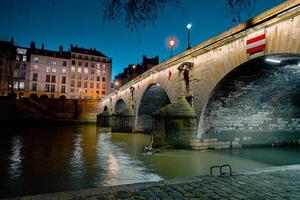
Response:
[15, 63, 20, 69]
[61, 86, 65, 93]
[52, 61, 57, 65]
[32, 83, 37, 91]
[71, 72, 75, 79]
[50, 85, 55, 93]
[19, 82, 25, 89]
[91, 67, 94, 74]
[71, 66, 75, 72]
[102, 83, 106, 90]
[78, 67, 82, 73]
[91, 63, 95, 68]
[77, 73, 82, 79]
[46, 74, 51, 82]
[84, 74, 88, 80]
[21, 63, 26, 69]
[78, 61, 82, 66]
[33, 73, 38, 81]
[90, 75, 94, 81]
[102, 91, 105, 95]
[46, 67, 51, 73]
[70, 88, 75, 93]
[62, 68, 67, 74]
[78, 55, 82, 59]
[71, 80, 75, 87]
[84, 67, 88, 73]
[52, 67, 56, 73]
[20, 72, 26, 80]
[77, 81, 81, 87]
[84, 82, 87, 88]
[90, 82, 94, 88]
[34, 57, 39, 63]
[22, 55, 27, 62]
[85, 56, 88, 60]
[96, 83, 100, 89]
[72, 60, 76, 65]
[97, 76, 100, 81]
[51, 75, 56, 83]
[102, 64, 106, 70]
[85, 62, 88, 67]
[102, 77, 106, 82]
[16, 55, 20, 61]
[45, 84, 50, 92]
[63, 61, 67, 66]
[96, 70, 100, 75]
[96, 63, 100, 69]
[62, 76, 66, 84]
[33, 64, 38, 70]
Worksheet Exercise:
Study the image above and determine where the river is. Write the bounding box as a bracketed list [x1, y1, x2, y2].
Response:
[1, 125, 300, 198]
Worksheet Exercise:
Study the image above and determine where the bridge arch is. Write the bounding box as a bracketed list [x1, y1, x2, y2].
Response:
[198, 53, 300, 143]
[114, 99, 128, 113]
[135, 83, 171, 132]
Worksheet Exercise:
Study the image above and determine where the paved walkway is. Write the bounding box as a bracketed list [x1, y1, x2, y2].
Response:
[7, 165, 300, 200]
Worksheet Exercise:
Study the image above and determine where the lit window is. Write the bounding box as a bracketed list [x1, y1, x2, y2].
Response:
[34, 57, 39, 63]
[19, 82, 25, 89]
[62, 68, 67, 74]
[71, 66, 75, 72]
[96, 63, 100, 69]
[84, 67, 88, 73]
[52, 68, 56, 73]
[52, 61, 57, 65]
[96, 70, 100, 75]
[33, 64, 38, 70]
[16, 55, 20, 61]
[102, 64, 106, 70]
[22, 55, 27, 62]
[78, 68, 82, 73]
[46, 67, 51, 73]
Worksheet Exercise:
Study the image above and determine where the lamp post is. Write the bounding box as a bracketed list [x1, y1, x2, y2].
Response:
[186, 23, 192, 50]
[169, 38, 175, 58]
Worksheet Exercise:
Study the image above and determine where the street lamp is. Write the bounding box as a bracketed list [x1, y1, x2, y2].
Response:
[115, 80, 120, 89]
[169, 38, 175, 58]
[186, 23, 192, 49]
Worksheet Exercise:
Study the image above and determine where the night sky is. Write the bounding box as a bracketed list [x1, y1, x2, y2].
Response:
[0, 0, 284, 78]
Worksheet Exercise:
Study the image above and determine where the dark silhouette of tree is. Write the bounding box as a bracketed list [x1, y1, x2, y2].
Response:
[102, 0, 259, 30]
[0, 39, 16, 94]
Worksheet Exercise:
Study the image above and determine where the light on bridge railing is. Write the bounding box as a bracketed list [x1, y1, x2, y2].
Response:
[265, 58, 281, 64]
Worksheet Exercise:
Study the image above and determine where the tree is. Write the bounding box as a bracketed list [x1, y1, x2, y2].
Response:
[102, 0, 258, 30]
[0, 39, 16, 95]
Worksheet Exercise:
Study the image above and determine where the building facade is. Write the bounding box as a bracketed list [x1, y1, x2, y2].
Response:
[0, 40, 112, 99]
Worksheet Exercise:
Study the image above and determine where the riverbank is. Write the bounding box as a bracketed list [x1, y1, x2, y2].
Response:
[6, 164, 300, 200]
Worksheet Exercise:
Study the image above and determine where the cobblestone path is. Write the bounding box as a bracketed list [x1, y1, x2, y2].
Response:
[7, 165, 300, 200]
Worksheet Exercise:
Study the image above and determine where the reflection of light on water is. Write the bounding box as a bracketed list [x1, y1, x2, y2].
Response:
[9, 135, 23, 179]
[96, 133, 162, 186]
[70, 134, 84, 177]
[106, 153, 119, 185]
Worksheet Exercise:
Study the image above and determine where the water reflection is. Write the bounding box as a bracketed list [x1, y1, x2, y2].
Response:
[9, 135, 23, 179]
[0, 125, 300, 198]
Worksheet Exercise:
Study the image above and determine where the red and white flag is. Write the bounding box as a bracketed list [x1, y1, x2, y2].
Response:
[246, 31, 266, 54]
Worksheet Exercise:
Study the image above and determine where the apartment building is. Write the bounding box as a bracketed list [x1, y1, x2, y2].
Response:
[0, 40, 112, 99]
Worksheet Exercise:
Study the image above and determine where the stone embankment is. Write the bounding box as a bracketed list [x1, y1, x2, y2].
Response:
[7, 164, 300, 200]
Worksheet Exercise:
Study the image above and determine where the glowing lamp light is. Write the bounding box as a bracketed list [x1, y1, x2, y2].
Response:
[265, 58, 281, 64]
[156, 83, 160, 86]
[298, 63, 300, 67]
[115, 81, 120, 87]
[186, 23, 192, 30]
[132, 64, 136, 69]
[169, 39, 175, 47]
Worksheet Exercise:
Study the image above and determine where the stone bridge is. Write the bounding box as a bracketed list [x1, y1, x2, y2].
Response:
[98, 0, 300, 149]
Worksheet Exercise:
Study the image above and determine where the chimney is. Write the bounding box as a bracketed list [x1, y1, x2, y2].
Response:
[59, 45, 63, 52]
[70, 44, 73, 49]
[41, 43, 44, 50]
[30, 41, 36, 49]
[75, 44, 78, 48]
[10, 37, 14, 45]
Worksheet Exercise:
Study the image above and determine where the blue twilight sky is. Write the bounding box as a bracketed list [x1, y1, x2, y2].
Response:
[0, 0, 285, 78]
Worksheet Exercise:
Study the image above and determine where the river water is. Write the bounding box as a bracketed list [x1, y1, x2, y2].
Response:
[1, 125, 300, 198]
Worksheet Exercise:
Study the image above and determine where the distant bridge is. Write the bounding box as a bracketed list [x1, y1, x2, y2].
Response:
[99, 0, 300, 149]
